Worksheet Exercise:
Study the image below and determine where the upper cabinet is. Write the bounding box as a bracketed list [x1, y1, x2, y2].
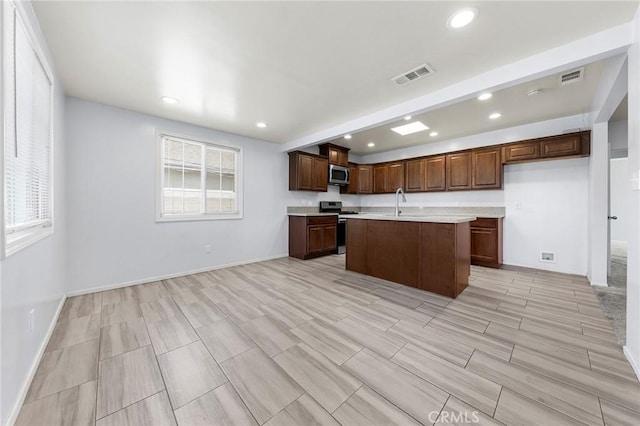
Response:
[358, 165, 373, 194]
[340, 162, 360, 194]
[471, 147, 502, 189]
[374, 162, 404, 193]
[446, 152, 472, 191]
[503, 131, 590, 164]
[405, 156, 446, 192]
[425, 155, 446, 191]
[318, 143, 349, 167]
[288, 151, 328, 192]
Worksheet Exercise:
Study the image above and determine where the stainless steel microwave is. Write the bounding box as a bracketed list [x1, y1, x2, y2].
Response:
[328, 164, 350, 186]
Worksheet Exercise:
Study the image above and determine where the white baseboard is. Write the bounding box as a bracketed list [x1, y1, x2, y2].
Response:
[66, 253, 289, 297]
[623, 346, 640, 381]
[6, 296, 67, 426]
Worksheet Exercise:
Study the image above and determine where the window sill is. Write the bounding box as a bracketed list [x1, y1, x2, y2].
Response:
[4, 228, 54, 258]
[156, 213, 244, 223]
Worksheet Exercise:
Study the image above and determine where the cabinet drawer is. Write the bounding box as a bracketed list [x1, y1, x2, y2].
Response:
[307, 216, 337, 225]
[470, 218, 498, 228]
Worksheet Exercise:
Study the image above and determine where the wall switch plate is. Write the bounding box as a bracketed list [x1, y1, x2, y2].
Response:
[515, 201, 521, 209]
[204, 244, 212, 254]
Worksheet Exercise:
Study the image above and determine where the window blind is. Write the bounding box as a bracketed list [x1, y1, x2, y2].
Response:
[4, 8, 53, 251]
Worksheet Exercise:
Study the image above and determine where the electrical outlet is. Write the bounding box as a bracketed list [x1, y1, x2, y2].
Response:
[28, 309, 35, 333]
[515, 201, 521, 209]
[204, 244, 212, 254]
[540, 252, 556, 263]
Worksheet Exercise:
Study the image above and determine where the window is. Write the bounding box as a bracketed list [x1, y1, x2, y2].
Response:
[158, 134, 243, 221]
[3, 4, 54, 256]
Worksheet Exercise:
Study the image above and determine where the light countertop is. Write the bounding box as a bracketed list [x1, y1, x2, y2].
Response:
[342, 214, 477, 223]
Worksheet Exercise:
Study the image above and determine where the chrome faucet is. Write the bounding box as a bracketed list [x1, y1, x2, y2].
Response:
[395, 188, 407, 217]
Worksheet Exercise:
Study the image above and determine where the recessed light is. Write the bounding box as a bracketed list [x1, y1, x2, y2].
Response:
[344, 134, 352, 140]
[161, 96, 179, 104]
[447, 8, 478, 29]
[478, 93, 492, 101]
[527, 88, 544, 96]
[404, 115, 412, 121]
[367, 142, 375, 147]
[489, 113, 502, 120]
[430, 131, 439, 137]
[256, 122, 267, 128]
[391, 121, 429, 136]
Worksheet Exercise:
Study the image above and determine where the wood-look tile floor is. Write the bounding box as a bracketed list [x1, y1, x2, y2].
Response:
[17, 255, 640, 425]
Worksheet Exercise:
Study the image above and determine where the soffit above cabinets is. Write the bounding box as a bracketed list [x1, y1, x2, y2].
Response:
[32, 1, 637, 146]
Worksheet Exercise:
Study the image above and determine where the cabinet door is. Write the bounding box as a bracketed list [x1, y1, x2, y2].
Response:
[358, 165, 373, 193]
[470, 227, 498, 266]
[337, 150, 349, 167]
[348, 163, 359, 194]
[323, 224, 337, 251]
[312, 157, 328, 191]
[502, 142, 539, 163]
[405, 158, 425, 192]
[387, 162, 405, 192]
[540, 135, 581, 158]
[307, 226, 325, 254]
[327, 147, 340, 166]
[425, 155, 446, 191]
[373, 164, 388, 193]
[297, 154, 314, 190]
[446, 152, 472, 190]
[472, 148, 502, 189]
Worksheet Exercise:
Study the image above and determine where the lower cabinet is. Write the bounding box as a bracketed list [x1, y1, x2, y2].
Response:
[470, 217, 503, 268]
[289, 215, 337, 259]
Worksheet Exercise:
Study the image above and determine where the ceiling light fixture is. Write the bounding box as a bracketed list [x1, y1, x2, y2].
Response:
[256, 122, 267, 128]
[344, 134, 352, 140]
[430, 131, 439, 137]
[161, 96, 179, 104]
[391, 121, 429, 136]
[367, 142, 375, 147]
[447, 8, 478, 29]
[478, 93, 492, 101]
[489, 113, 502, 120]
[404, 115, 412, 121]
[527, 88, 544, 96]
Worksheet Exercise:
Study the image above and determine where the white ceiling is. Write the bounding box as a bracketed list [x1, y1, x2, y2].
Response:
[331, 60, 605, 154]
[32, 1, 638, 147]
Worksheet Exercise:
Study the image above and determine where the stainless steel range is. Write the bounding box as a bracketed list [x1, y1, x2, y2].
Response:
[319, 201, 358, 254]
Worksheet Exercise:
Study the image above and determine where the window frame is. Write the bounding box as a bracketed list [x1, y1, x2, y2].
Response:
[156, 130, 243, 222]
[1, 1, 56, 258]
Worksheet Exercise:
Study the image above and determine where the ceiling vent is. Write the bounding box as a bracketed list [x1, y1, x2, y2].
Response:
[393, 64, 435, 86]
[559, 68, 584, 86]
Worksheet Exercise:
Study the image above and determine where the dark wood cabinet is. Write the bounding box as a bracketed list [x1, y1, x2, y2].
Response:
[502, 131, 590, 164]
[470, 217, 503, 268]
[540, 135, 581, 158]
[425, 155, 446, 191]
[318, 143, 349, 167]
[373, 162, 404, 193]
[472, 147, 502, 189]
[288, 151, 328, 192]
[405, 158, 426, 192]
[340, 162, 359, 194]
[502, 141, 539, 163]
[346, 218, 470, 298]
[358, 165, 373, 194]
[446, 152, 472, 191]
[289, 215, 337, 259]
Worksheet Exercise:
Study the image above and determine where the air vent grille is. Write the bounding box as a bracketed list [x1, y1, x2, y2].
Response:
[393, 64, 434, 86]
[559, 68, 584, 85]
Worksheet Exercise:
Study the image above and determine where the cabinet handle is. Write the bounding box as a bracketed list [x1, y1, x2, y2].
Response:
[608, 216, 618, 220]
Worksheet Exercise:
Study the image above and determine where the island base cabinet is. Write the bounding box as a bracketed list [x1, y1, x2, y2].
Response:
[421, 222, 470, 298]
[345, 219, 471, 298]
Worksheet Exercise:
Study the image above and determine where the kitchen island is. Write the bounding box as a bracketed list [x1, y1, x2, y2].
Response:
[345, 215, 474, 298]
